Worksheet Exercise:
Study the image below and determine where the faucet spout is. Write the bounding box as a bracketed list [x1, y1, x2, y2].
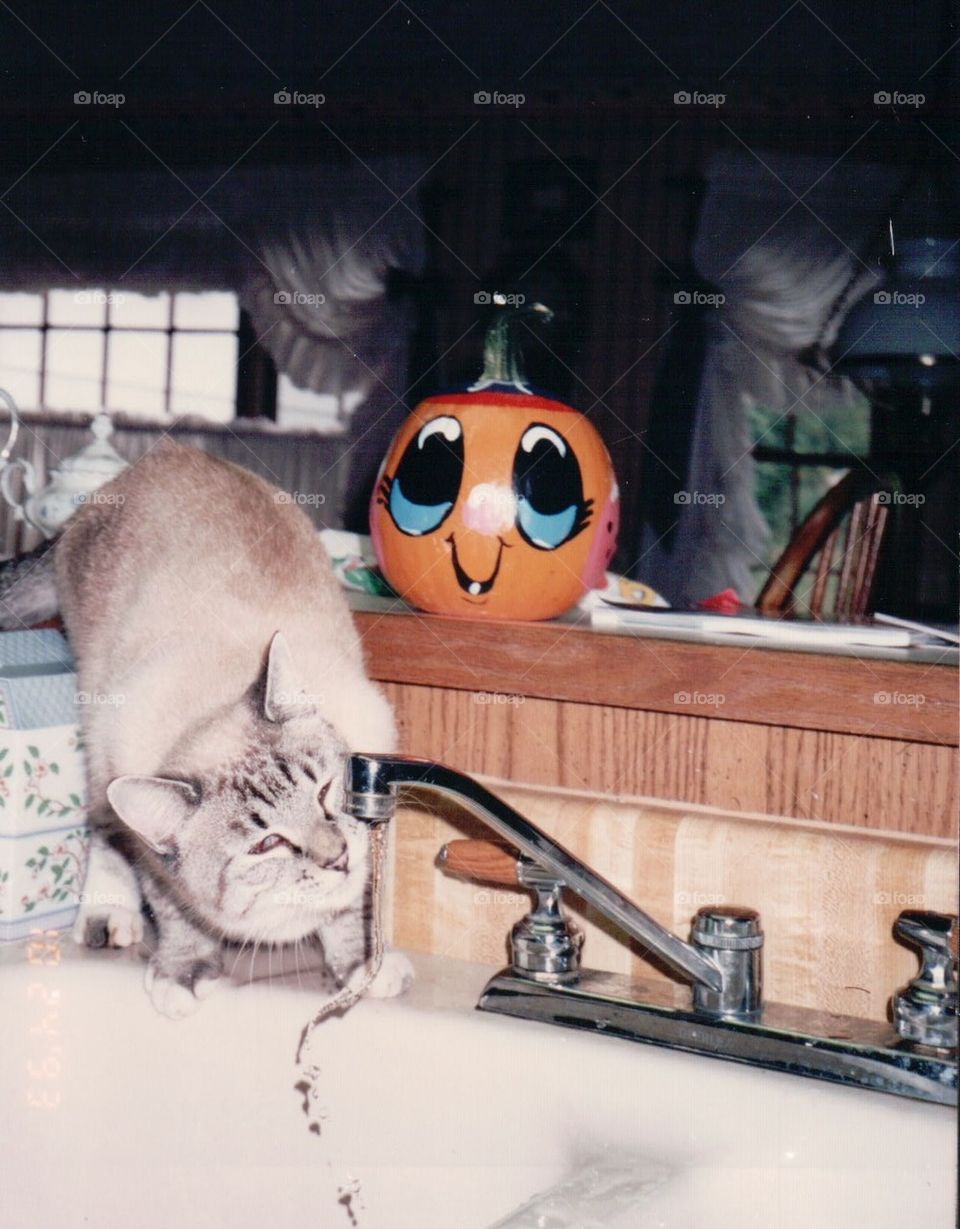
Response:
[344, 753, 724, 996]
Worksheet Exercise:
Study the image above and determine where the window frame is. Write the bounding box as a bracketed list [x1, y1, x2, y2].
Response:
[0, 289, 279, 423]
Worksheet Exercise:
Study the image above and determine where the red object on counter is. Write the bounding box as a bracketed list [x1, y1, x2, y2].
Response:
[697, 588, 744, 615]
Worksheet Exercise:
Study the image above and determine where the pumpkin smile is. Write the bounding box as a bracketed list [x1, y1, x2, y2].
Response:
[446, 534, 509, 597]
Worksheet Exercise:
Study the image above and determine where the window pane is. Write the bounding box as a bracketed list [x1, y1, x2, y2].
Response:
[47, 288, 107, 327]
[110, 291, 171, 330]
[170, 333, 237, 422]
[749, 400, 870, 457]
[275, 374, 351, 433]
[106, 331, 168, 417]
[45, 329, 103, 410]
[794, 403, 870, 457]
[0, 293, 43, 325]
[172, 291, 238, 330]
[0, 328, 42, 408]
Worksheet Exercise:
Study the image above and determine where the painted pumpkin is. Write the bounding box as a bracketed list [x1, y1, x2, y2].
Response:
[370, 304, 620, 620]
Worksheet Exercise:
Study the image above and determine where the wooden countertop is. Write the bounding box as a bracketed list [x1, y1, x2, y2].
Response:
[353, 608, 959, 747]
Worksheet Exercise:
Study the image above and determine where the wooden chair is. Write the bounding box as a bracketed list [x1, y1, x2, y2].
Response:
[757, 469, 891, 619]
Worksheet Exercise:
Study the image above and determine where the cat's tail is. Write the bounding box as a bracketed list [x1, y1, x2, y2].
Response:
[0, 540, 60, 629]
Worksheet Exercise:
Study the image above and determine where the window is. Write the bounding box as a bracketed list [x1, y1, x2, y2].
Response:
[275, 376, 361, 433]
[749, 397, 872, 597]
[0, 288, 348, 431]
[0, 289, 240, 422]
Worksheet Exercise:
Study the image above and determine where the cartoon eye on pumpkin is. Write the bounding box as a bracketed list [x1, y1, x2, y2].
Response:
[386, 415, 464, 536]
[513, 423, 592, 550]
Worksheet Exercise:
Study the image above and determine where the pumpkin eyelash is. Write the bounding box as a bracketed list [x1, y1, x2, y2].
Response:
[571, 498, 594, 540]
[376, 475, 393, 507]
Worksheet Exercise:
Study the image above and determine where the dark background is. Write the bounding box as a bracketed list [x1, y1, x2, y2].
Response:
[1, 0, 957, 586]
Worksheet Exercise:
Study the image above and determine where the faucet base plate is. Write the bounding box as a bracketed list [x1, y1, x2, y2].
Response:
[478, 969, 958, 1107]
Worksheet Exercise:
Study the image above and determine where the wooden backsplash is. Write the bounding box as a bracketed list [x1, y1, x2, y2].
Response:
[389, 780, 958, 1023]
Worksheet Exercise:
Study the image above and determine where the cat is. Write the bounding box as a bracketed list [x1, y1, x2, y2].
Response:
[0, 441, 411, 1018]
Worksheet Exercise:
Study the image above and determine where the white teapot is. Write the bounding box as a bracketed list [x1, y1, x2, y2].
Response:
[0, 389, 128, 538]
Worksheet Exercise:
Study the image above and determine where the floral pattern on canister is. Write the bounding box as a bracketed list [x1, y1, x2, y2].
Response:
[0, 731, 89, 935]
[0, 727, 88, 837]
[0, 631, 90, 939]
[19, 743, 86, 825]
[0, 826, 90, 921]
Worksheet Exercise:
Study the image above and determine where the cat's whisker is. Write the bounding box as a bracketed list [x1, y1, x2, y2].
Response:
[228, 936, 251, 980]
[293, 936, 305, 994]
[246, 934, 262, 983]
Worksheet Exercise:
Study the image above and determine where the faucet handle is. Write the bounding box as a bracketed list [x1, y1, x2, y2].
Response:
[438, 839, 520, 887]
[437, 839, 581, 983]
[893, 910, 958, 1050]
[690, 906, 763, 1019]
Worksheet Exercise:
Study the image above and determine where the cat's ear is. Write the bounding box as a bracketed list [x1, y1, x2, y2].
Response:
[107, 776, 198, 854]
[263, 631, 318, 722]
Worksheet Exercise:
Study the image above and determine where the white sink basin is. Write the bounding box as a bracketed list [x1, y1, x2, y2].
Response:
[1, 944, 954, 1228]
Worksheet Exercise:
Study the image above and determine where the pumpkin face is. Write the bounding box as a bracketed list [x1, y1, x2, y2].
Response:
[370, 390, 619, 620]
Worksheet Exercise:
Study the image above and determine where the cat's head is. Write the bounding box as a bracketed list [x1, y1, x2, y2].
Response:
[106, 633, 373, 944]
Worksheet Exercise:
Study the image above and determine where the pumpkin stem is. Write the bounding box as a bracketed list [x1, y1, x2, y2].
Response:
[468, 302, 554, 395]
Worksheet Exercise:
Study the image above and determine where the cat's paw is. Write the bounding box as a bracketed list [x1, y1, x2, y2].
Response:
[365, 950, 415, 999]
[144, 956, 223, 1019]
[73, 906, 144, 949]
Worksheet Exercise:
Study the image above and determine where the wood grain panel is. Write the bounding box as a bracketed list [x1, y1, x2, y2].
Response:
[356, 610, 959, 745]
[390, 781, 958, 1023]
[383, 683, 959, 836]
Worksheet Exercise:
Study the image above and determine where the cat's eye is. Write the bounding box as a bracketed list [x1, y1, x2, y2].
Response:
[388, 415, 464, 536]
[317, 779, 336, 820]
[513, 423, 588, 551]
[250, 833, 301, 856]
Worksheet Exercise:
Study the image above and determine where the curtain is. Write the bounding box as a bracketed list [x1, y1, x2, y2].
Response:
[637, 149, 902, 605]
[0, 159, 425, 410]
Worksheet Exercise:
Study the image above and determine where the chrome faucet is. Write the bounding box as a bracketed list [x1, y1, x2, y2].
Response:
[345, 753, 958, 1106]
[345, 751, 760, 1013]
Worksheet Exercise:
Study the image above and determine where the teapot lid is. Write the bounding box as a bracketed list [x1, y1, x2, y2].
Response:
[53, 413, 127, 482]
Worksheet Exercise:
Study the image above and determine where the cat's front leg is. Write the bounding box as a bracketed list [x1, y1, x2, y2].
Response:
[317, 906, 414, 1000]
[139, 879, 224, 1019]
[72, 827, 144, 949]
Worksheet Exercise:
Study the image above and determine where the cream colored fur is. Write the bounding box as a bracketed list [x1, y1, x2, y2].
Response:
[56, 440, 395, 808]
